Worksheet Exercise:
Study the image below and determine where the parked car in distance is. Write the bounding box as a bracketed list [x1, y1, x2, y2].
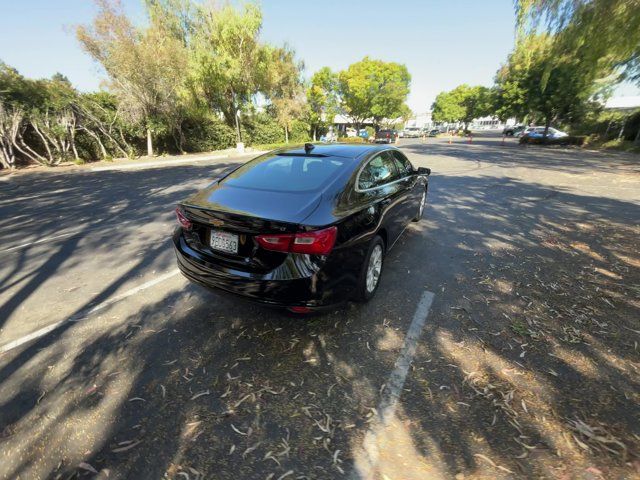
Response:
[427, 129, 440, 137]
[345, 127, 358, 137]
[520, 126, 568, 142]
[503, 125, 525, 136]
[173, 143, 431, 312]
[374, 129, 398, 144]
[403, 127, 422, 138]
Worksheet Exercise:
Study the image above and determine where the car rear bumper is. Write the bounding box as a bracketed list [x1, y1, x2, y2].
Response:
[173, 229, 359, 309]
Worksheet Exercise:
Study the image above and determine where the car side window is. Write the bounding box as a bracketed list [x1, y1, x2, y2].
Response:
[358, 153, 400, 190]
[390, 151, 414, 177]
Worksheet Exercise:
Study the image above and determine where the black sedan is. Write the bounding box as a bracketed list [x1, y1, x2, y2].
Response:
[173, 143, 430, 312]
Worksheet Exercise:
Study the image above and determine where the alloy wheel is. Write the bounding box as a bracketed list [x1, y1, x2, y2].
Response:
[366, 244, 383, 293]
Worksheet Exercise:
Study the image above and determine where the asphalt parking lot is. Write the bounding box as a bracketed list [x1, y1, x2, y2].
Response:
[0, 134, 638, 479]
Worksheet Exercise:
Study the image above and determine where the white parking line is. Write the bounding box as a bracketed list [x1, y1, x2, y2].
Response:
[0, 269, 181, 354]
[351, 290, 435, 479]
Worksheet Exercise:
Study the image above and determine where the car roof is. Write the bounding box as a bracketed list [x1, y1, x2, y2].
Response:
[274, 143, 398, 159]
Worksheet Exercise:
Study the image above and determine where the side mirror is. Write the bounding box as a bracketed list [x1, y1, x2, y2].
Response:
[417, 167, 431, 176]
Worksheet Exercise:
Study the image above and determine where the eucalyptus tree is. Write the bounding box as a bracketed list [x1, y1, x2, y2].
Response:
[77, 0, 187, 156]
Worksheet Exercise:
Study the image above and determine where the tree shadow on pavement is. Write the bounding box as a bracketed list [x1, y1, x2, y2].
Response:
[396, 173, 640, 478]
[0, 162, 236, 334]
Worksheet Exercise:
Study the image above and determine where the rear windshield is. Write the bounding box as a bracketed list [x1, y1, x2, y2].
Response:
[222, 154, 346, 192]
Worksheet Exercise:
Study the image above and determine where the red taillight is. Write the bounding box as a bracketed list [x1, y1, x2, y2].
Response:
[291, 227, 337, 255]
[175, 207, 192, 230]
[255, 226, 337, 255]
[255, 233, 294, 252]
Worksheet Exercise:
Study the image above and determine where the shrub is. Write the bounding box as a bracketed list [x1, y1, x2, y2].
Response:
[181, 116, 236, 152]
[289, 119, 311, 143]
[243, 113, 283, 145]
[337, 136, 365, 143]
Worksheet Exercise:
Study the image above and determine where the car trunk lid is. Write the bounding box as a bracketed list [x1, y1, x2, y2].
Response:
[180, 183, 322, 273]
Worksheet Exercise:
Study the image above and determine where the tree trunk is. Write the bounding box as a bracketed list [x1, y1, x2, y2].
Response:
[31, 123, 55, 164]
[617, 116, 627, 141]
[544, 117, 551, 142]
[234, 109, 242, 144]
[84, 128, 108, 159]
[634, 125, 640, 146]
[313, 127, 317, 142]
[146, 126, 153, 157]
[284, 126, 289, 144]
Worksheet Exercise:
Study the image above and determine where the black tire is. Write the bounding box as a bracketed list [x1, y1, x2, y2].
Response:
[354, 235, 385, 302]
[412, 189, 427, 222]
[506, 131, 514, 136]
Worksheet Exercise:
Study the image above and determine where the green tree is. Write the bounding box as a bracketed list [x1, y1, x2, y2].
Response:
[188, 2, 270, 142]
[266, 45, 305, 143]
[431, 89, 466, 125]
[338, 57, 411, 130]
[77, 0, 187, 156]
[432, 85, 493, 129]
[306, 67, 339, 140]
[496, 33, 607, 136]
[516, 0, 640, 84]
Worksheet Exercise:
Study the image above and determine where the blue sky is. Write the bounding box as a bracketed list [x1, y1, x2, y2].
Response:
[1, 0, 636, 112]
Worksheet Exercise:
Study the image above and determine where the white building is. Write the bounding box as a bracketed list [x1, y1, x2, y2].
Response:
[404, 112, 434, 129]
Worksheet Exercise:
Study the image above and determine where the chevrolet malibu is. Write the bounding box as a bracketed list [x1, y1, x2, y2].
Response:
[173, 143, 430, 312]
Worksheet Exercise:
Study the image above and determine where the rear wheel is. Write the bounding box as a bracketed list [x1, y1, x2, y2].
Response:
[412, 190, 427, 222]
[354, 236, 385, 302]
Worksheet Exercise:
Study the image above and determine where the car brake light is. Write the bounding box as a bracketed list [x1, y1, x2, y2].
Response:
[255, 226, 337, 255]
[255, 233, 293, 252]
[175, 207, 192, 230]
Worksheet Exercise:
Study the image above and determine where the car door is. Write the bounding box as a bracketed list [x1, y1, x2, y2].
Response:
[388, 150, 421, 225]
[356, 152, 405, 243]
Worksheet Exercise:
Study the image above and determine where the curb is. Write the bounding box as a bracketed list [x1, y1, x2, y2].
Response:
[90, 151, 264, 172]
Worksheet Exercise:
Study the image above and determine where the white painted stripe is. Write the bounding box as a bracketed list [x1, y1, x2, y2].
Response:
[0, 269, 181, 354]
[351, 290, 435, 479]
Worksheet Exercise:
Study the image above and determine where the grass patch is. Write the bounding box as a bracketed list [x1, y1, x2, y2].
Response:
[599, 138, 640, 153]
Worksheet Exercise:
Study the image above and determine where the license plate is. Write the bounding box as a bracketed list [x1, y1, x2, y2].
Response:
[209, 230, 239, 254]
